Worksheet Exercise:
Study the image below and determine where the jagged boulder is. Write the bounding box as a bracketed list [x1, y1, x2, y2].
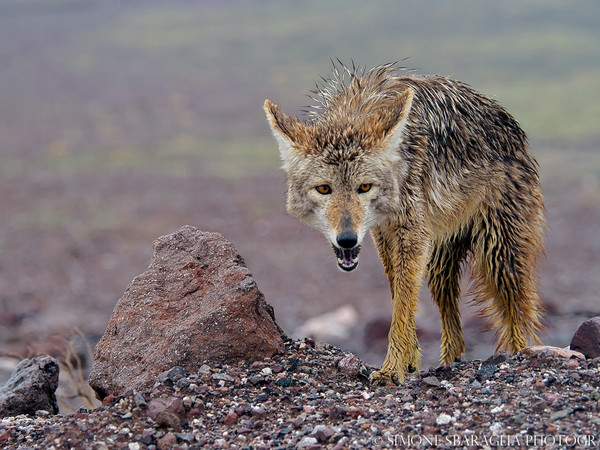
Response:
[88, 226, 284, 399]
[0, 355, 59, 417]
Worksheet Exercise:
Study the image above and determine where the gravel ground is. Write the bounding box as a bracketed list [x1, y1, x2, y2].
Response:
[2, 337, 599, 449]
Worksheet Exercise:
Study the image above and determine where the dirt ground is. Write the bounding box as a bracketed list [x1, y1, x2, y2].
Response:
[4, 339, 600, 449]
[1, 154, 599, 401]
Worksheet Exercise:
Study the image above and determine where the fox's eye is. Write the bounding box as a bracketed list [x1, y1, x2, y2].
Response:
[358, 183, 372, 193]
[315, 185, 332, 195]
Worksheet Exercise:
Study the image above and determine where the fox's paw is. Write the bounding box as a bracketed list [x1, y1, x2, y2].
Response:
[369, 368, 404, 386]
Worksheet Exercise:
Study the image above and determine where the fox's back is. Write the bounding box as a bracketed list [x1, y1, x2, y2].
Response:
[310, 68, 540, 235]
[401, 75, 540, 233]
[314, 70, 530, 165]
[399, 75, 531, 167]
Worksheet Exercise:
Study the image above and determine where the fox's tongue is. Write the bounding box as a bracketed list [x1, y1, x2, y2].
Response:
[334, 245, 360, 272]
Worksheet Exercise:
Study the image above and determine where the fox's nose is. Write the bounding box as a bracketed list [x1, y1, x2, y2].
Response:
[337, 231, 358, 249]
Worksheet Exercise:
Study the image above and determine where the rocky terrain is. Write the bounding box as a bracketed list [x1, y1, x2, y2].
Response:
[2, 339, 600, 449]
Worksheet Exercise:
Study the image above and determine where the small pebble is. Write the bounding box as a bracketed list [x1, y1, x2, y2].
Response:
[422, 375, 441, 387]
[211, 373, 235, 383]
[223, 411, 238, 425]
[490, 406, 503, 414]
[297, 436, 318, 448]
[133, 393, 147, 408]
[275, 376, 295, 387]
[255, 393, 269, 402]
[436, 413, 452, 426]
[198, 364, 212, 375]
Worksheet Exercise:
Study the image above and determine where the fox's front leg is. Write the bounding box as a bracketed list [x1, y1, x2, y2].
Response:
[370, 224, 429, 385]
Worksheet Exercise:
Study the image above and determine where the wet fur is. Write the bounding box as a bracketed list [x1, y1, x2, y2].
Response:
[264, 64, 545, 384]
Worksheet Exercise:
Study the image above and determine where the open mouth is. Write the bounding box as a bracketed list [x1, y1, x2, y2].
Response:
[332, 245, 361, 272]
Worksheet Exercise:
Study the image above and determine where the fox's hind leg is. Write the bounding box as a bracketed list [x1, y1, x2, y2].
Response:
[427, 231, 471, 365]
[471, 199, 545, 353]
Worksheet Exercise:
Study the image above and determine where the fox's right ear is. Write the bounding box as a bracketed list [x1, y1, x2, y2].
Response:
[264, 99, 305, 169]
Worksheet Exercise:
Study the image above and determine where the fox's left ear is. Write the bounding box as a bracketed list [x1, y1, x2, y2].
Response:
[264, 99, 306, 170]
[375, 87, 414, 153]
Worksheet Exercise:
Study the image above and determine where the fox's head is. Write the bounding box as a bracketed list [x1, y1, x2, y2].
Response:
[264, 87, 414, 271]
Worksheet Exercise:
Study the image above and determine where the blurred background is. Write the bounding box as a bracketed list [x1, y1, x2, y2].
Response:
[1, 0, 599, 410]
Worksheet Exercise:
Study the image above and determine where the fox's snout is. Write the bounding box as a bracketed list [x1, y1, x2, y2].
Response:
[333, 229, 361, 272]
[336, 230, 358, 249]
[329, 212, 363, 272]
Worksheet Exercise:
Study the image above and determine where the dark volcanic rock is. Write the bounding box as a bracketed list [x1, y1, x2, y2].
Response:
[570, 317, 600, 358]
[88, 226, 284, 399]
[0, 355, 59, 417]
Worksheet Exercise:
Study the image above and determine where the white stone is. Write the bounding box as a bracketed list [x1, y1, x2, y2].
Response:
[436, 413, 452, 426]
[297, 436, 318, 448]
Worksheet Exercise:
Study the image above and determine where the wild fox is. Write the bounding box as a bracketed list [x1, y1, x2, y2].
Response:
[264, 63, 544, 384]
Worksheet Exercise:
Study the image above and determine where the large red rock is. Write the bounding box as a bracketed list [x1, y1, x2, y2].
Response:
[88, 226, 283, 399]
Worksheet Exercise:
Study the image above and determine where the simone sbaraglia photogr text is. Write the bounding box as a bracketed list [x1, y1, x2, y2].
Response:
[375, 433, 597, 447]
